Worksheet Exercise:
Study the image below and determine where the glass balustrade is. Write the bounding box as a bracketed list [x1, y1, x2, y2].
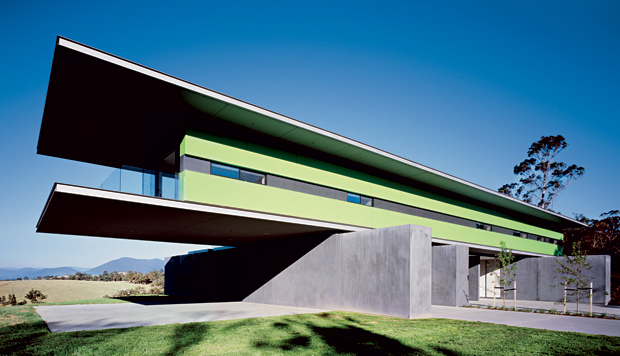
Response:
[98, 166, 179, 200]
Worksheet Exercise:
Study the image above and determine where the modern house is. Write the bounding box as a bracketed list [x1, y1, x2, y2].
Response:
[37, 37, 607, 318]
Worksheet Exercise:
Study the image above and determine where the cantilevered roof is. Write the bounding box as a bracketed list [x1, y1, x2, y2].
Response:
[38, 36, 585, 229]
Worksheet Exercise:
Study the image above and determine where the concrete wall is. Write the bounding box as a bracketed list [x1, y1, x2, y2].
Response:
[468, 256, 480, 302]
[501, 255, 611, 304]
[244, 225, 432, 319]
[431, 244, 469, 306]
[165, 232, 333, 301]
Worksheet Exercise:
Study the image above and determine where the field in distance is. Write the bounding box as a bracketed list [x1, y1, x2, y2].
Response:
[0, 280, 135, 303]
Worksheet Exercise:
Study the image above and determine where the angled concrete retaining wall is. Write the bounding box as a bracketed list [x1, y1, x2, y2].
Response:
[244, 225, 432, 318]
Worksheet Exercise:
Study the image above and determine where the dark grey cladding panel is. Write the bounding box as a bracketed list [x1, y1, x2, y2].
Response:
[333, 190, 347, 201]
[180, 155, 210, 174]
[294, 180, 339, 199]
[266, 174, 296, 190]
[267, 174, 347, 200]
[373, 199, 401, 213]
[400, 204, 426, 217]
[442, 214, 476, 228]
[492, 226, 513, 236]
[374, 199, 474, 228]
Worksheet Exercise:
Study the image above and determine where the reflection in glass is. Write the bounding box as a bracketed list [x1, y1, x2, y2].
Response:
[360, 196, 373, 206]
[121, 167, 142, 194]
[161, 173, 178, 199]
[476, 222, 491, 231]
[211, 163, 240, 179]
[347, 193, 361, 204]
[99, 169, 120, 191]
[240, 170, 265, 184]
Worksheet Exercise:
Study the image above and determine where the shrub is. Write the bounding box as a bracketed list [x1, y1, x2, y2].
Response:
[25, 289, 47, 304]
[105, 284, 164, 298]
[1, 294, 18, 306]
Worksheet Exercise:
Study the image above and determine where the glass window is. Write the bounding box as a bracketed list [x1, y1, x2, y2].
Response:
[476, 222, 491, 231]
[161, 173, 179, 199]
[347, 193, 361, 204]
[513, 230, 522, 237]
[240, 170, 265, 184]
[360, 196, 373, 206]
[211, 163, 239, 179]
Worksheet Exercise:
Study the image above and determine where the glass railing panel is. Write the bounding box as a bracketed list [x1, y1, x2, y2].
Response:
[120, 167, 143, 195]
[99, 169, 121, 191]
[161, 173, 178, 200]
[98, 166, 179, 200]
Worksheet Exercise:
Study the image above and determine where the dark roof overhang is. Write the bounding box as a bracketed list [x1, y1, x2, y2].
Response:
[38, 36, 586, 230]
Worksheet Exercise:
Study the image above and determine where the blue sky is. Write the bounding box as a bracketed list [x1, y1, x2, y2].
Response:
[0, 1, 618, 268]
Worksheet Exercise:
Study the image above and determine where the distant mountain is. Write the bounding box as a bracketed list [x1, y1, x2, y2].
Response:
[0, 267, 79, 280]
[85, 257, 164, 275]
[0, 258, 165, 280]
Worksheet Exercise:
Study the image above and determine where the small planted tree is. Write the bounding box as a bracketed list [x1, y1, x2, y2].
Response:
[24, 289, 47, 304]
[554, 241, 593, 313]
[490, 241, 518, 308]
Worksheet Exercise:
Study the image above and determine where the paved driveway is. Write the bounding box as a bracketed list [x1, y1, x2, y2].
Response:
[35, 302, 329, 333]
[432, 305, 620, 337]
[35, 302, 620, 337]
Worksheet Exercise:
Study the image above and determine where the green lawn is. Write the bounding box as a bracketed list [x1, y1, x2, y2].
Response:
[1, 305, 619, 355]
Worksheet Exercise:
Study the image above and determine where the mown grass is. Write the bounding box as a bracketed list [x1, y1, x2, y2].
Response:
[1, 305, 619, 355]
[0, 280, 135, 303]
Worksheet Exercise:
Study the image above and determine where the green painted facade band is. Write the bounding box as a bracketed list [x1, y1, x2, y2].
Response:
[180, 131, 562, 256]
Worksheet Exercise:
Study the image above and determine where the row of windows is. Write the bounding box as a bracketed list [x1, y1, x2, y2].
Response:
[211, 162, 266, 184]
[208, 160, 374, 207]
[475, 222, 559, 245]
[180, 155, 560, 246]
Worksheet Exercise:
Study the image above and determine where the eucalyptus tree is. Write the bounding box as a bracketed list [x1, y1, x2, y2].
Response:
[498, 135, 584, 209]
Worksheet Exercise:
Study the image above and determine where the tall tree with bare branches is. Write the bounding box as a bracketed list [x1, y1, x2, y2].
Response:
[498, 135, 584, 209]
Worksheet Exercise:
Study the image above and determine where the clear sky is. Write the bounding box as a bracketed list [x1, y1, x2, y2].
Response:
[1, 1, 618, 268]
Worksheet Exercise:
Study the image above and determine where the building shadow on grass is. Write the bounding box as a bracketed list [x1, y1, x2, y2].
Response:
[164, 322, 210, 356]
[0, 315, 134, 356]
[250, 315, 449, 356]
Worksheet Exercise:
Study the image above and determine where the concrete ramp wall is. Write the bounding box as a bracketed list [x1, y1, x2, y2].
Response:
[244, 225, 432, 319]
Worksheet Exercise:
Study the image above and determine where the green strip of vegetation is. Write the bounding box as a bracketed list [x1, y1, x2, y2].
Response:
[1, 306, 619, 355]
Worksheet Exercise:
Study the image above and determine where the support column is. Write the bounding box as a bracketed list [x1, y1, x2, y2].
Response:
[432, 244, 469, 306]
[468, 256, 480, 301]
